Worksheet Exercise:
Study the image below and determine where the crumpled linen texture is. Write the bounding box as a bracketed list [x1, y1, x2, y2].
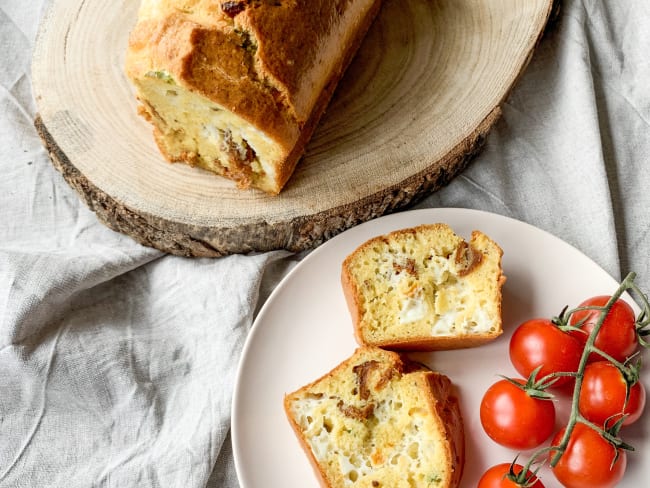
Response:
[1, 0, 649, 487]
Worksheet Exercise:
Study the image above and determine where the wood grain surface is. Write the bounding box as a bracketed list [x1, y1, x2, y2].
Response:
[32, 0, 556, 257]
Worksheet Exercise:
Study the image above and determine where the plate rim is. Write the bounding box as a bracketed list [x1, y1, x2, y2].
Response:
[231, 207, 643, 487]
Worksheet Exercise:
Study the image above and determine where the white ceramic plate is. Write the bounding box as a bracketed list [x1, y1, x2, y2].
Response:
[232, 208, 649, 488]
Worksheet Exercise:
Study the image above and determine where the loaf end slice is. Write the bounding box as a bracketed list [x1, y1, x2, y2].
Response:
[341, 223, 506, 350]
[125, 0, 382, 194]
[284, 346, 464, 488]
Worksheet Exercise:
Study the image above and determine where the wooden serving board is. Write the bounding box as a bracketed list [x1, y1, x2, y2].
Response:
[33, 0, 556, 257]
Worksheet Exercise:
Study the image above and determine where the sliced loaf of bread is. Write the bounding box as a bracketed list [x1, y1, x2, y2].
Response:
[284, 346, 464, 488]
[341, 223, 505, 350]
[125, 0, 382, 194]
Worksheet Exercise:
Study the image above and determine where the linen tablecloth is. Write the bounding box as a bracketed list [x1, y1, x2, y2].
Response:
[1, 0, 649, 486]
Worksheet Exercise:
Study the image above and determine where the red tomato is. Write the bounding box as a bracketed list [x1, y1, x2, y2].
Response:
[478, 463, 545, 488]
[509, 318, 583, 386]
[579, 361, 646, 427]
[480, 378, 556, 449]
[568, 296, 637, 362]
[550, 423, 626, 488]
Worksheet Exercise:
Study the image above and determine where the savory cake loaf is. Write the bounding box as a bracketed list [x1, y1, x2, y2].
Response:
[125, 0, 382, 194]
[341, 224, 505, 350]
[284, 346, 464, 488]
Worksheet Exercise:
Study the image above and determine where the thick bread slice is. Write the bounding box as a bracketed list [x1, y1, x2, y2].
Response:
[341, 224, 505, 350]
[125, 0, 382, 194]
[284, 346, 464, 488]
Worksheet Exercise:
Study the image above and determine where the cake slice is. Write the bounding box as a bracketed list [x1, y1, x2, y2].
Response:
[125, 0, 382, 194]
[341, 223, 505, 350]
[284, 346, 464, 488]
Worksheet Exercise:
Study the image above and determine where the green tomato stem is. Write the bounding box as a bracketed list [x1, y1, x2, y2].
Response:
[518, 271, 648, 479]
[549, 273, 634, 465]
[630, 281, 650, 345]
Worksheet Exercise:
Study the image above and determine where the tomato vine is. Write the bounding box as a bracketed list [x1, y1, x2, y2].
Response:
[517, 271, 650, 486]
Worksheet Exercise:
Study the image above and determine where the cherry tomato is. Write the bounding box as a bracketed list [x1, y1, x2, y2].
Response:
[478, 463, 545, 488]
[480, 378, 555, 449]
[509, 318, 583, 386]
[579, 361, 646, 427]
[549, 423, 626, 488]
[568, 295, 637, 362]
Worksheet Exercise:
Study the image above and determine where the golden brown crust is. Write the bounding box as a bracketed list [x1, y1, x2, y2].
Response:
[341, 257, 365, 343]
[366, 334, 504, 352]
[424, 372, 465, 487]
[126, 0, 383, 193]
[284, 346, 464, 487]
[127, 12, 299, 148]
[341, 224, 506, 350]
[284, 395, 333, 488]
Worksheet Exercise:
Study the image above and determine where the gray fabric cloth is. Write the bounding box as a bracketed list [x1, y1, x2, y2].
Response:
[1, 0, 649, 487]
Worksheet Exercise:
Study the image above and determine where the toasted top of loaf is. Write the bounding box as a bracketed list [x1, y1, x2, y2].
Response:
[126, 0, 379, 150]
[284, 346, 464, 488]
[341, 224, 506, 350]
